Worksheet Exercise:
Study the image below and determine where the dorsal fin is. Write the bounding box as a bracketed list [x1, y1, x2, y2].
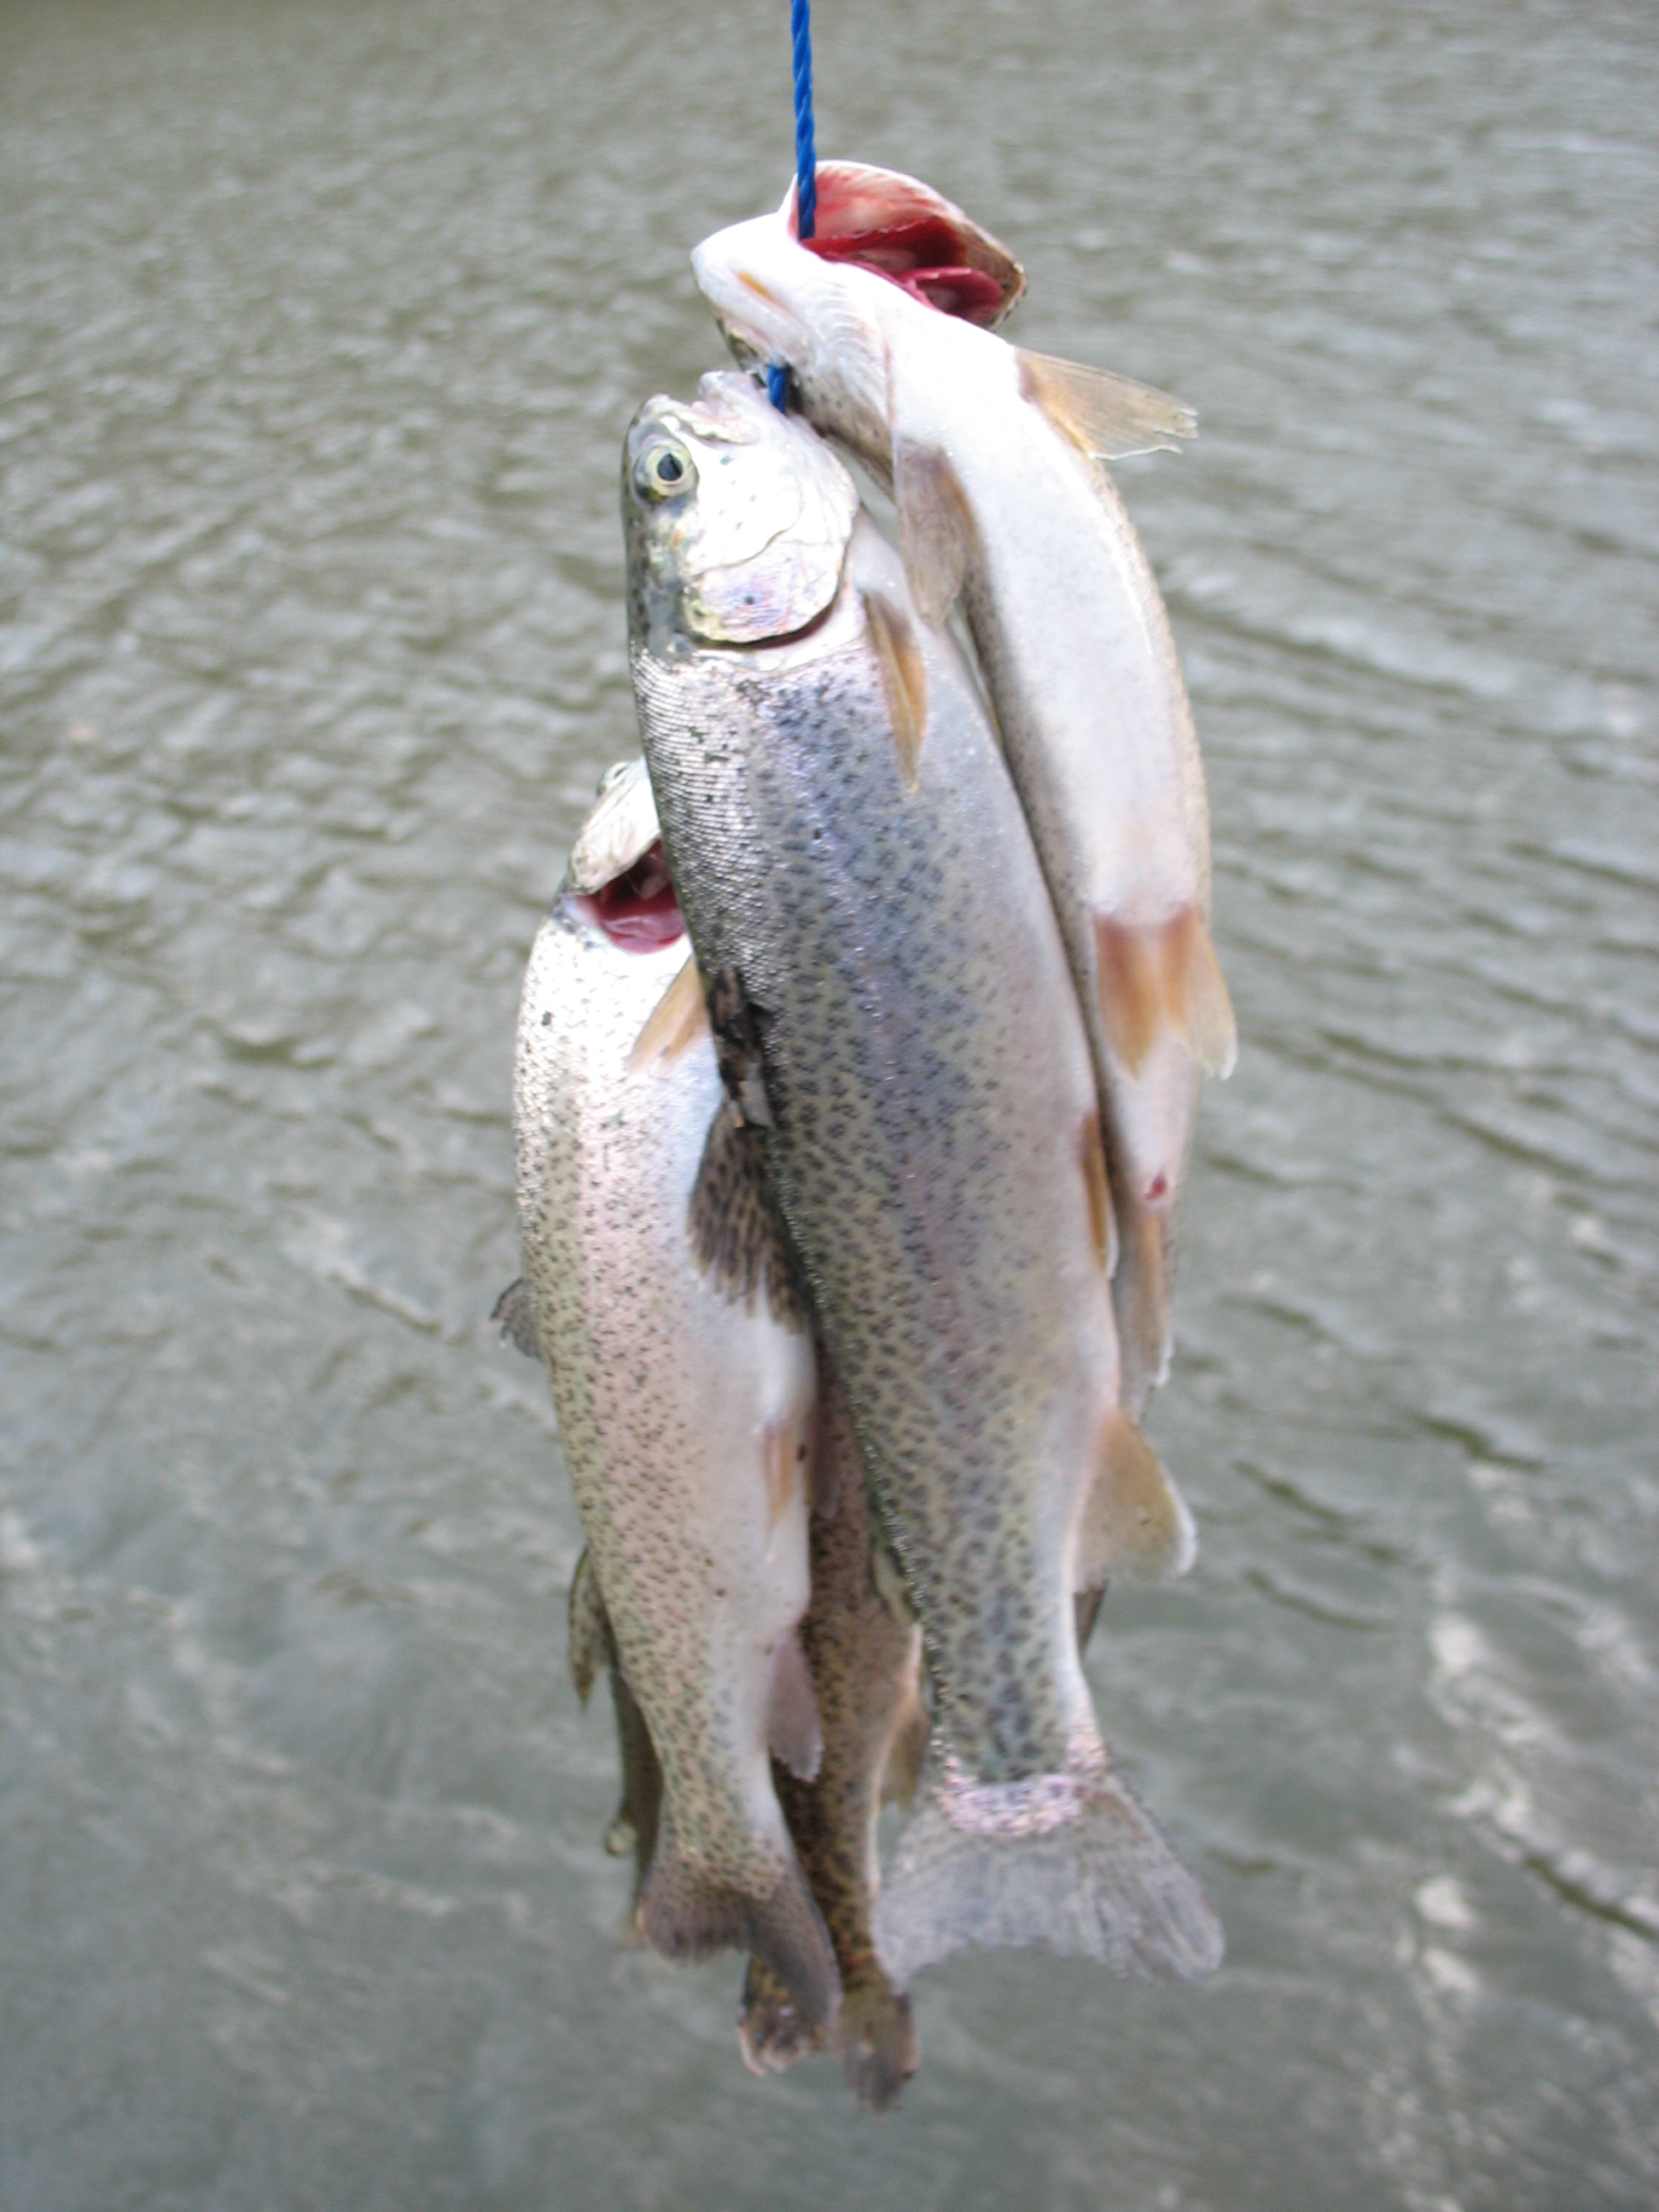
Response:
[627, 953, 707, 1074]
[1017, 349, 1196, 462]
[863, 590, 928, 792]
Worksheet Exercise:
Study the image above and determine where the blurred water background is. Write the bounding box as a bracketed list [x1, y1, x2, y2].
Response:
[3, 0, 1656, 2204]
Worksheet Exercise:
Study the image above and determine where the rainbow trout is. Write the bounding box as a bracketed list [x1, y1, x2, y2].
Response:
[511, 759, 839, 2030]
[626, 370, 1220, 1986]
[739, 1367, 925, 2110]
[691, 164, 1237, 1417]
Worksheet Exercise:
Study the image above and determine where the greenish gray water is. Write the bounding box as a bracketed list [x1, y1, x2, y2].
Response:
[2, 2, 1656, 2205]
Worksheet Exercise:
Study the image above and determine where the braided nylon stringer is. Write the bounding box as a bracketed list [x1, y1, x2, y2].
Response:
[768, 0, 815, 410]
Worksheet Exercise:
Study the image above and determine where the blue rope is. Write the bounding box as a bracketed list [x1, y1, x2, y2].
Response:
[768, 0, 815, 410]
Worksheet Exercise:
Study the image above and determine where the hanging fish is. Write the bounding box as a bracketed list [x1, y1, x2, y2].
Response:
[626, 370, 1220, 1988]
[690, 160, 1237, 1417]
[740, 1367, 927, 2111]
[511, 759, 839, 2034]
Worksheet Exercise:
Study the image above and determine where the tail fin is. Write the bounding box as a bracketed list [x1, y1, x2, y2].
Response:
[739, 1961, 919, 2115]
[639, 1824, 841, 2038]
[837, 1976, 919, 2115]
[737, 1955, 829, 2076]
[872, 1765, 1222, 1988]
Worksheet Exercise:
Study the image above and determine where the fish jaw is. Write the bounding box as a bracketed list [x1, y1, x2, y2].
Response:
[622, 370, 859, 657]
[691, 216, 894, 467]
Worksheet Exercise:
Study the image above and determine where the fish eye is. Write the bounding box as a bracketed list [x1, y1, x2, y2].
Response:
[636, 439, 696, 502]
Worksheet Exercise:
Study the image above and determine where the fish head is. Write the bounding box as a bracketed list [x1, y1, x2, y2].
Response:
[623, 370, 859, 660]
[691, 163, 1026, 467]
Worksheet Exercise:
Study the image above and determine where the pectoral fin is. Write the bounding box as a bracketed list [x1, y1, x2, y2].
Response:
[707, 963, 776, 1129]
[863, 590, 928, 792]
[765, 1630, 824, 1783]
[1078, 1111, 1118, 1277]
[894, 439, 975, 626]
[687, 1104, 809, 1330]
[1017, 348, 1196, 460]
[1077, 1409, 1196, 1589]
[627, 953, 707, 1073]
[1095, 906, 1237, 1080]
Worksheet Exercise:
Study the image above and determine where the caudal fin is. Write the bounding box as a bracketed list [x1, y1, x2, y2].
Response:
[872, 1765, 1222, 1988]
[737, 1954, 829, 2076]
[639, 1825, 841, 2038]
[837, 1976, 919, 2114]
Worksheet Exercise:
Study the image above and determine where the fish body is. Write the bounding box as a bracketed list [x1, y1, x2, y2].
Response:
[741, 1367, 925, 2110]
[513, 761, 838, 2029]
[626, 371, 1220, 1984]
[691, 164, 1237, 1413]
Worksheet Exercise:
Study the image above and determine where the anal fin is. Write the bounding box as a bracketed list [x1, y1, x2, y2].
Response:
[1077, 1408, 1196, 1589]
[628, 952, 707, 1073]
[881, 1686, 930, 1810]
[766, 1629, 823, 1783]
[567, 1546, 615, 1704]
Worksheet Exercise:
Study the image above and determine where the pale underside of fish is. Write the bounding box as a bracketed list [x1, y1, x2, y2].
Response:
[690, 162, 1238, 1419]
[510, 772, 840, 2033]
[626, 373, 1221, 1985]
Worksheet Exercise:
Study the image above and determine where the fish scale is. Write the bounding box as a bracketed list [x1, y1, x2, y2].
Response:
[512, 790, 838, 2030]
[626, 371, 1220, 1985]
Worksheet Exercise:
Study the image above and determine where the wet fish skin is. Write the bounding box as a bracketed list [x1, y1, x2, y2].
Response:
[627, 372, 1220, 1984]
[512, 765, 839, 2030]
[740, 1365, 924, 2112]
[690, 166, 1237, 1417]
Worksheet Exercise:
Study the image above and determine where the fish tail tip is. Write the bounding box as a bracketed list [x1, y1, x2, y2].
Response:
[641, 1834, 842, 2034]
[738, 1954, 830, 2076]
[872, 1769, 1222, 1988]
[837, 1977, 920, 2114]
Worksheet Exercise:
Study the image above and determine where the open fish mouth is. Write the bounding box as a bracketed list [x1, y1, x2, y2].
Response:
[570, 840, 687, 952]
[785, 160, 1025, 328]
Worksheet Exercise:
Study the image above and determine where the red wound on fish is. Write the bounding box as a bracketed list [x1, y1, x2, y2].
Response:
[575, 841, 686, 951]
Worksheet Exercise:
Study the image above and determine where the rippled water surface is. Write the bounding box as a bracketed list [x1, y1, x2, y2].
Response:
[3, 1, 1656, 2204]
